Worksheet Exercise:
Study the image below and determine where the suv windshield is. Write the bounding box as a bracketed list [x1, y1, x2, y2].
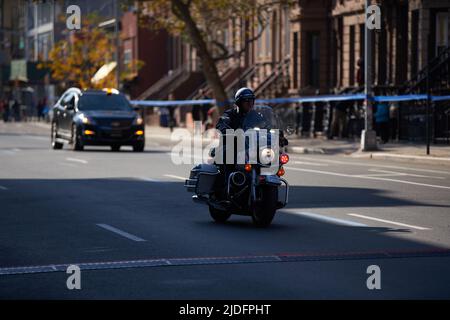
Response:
[78, 93, 132, 111]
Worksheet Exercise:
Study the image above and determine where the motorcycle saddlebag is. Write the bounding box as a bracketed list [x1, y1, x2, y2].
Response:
[184, 164, 219, 195]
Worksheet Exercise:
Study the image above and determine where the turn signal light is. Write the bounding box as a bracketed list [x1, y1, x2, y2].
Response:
[135, 130, 144, 136]
[277, 167, 285, 177]
[280, 153, 289, 165]
[244, 164, 252, 172]
[84, 130, 95, 135]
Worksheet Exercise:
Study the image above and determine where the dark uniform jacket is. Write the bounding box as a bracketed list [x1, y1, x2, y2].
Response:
[215, 106, 246, 134]
[215, 106, 288, 147]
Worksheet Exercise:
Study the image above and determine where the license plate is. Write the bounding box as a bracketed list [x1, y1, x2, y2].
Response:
[264, 175, 281, 185]
[110, 130, 122, 138]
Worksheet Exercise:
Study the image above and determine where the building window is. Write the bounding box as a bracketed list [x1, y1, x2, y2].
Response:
[38, 2, 52, 26]
[307, 32, 320, 87]
[37, 32, 51, 61]
[28, 36, 35, 61]
[293, 31, 298, 89]
[257, 23, 263, 56]
[349, 25, 355, 86]
[124, 49, 132, 70]
[265, 22, 271, 57]
[436, 12, 449, 56]
[283, 6, 290, 56]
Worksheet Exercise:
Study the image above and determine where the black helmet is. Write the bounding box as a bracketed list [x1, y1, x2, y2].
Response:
[234, 87, 255, 105]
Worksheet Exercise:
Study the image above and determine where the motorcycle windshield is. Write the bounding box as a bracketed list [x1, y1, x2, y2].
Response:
[242, 105, 280, 131]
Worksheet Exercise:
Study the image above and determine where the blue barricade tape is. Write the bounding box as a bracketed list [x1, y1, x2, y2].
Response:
[130, 94, 450, 107]
[432, 95, 450, 102]
[372, 95, 428, 102]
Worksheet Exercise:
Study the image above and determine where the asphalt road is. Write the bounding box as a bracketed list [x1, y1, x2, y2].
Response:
[1, 122, 450, 299]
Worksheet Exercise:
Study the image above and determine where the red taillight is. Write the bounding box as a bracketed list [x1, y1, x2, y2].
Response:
[280, 153, 289, 165]
[277, 167, 285, 176]
[244, 164, 252, 172]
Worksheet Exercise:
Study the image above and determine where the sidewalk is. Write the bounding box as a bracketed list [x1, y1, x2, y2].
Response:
[6, 122, 449, 165]
[146, 125, 450, 165]
[285, 135, 450, 165]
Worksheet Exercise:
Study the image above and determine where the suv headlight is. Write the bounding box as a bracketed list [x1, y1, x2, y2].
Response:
[80, 114, 95, 125]
[133, 116, 144, 125]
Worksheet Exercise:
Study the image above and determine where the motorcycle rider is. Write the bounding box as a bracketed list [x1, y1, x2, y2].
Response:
[216, 87, 256, 133]
[216, 87, 288, 146]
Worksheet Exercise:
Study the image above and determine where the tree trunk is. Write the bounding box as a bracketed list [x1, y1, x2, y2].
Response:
[172, 0, 230, 114]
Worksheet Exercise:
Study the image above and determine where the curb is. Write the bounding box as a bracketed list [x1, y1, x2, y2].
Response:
[286, 146, 325, 154]
[351, 151, 450, 165]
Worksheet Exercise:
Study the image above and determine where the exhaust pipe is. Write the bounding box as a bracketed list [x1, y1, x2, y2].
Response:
[230, 172, 246, 187]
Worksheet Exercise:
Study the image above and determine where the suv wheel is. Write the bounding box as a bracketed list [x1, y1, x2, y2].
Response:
[111, 144, 121, 152]
[133, 141, 145, 152]
[71, 124, 84, 151]
[51, 122, 63, 150]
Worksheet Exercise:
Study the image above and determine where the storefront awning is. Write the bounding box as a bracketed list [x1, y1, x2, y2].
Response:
[91, 61, 117, 84]
[9, 59, 28, 82]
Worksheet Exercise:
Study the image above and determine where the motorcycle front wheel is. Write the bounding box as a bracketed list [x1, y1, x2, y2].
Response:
[209, 205, 232, 223]
[252, 186, 277, 227]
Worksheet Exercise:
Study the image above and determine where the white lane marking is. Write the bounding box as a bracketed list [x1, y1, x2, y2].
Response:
[96, 224, 146, 242]
[167, 152, 206, 162]
[367, 168, 445, 179]
[355, 173, 406, 178]
[293, 161, 329, 167]
[285, 167, 356, 178]
[285, 167, 450, 190]
[140, 177, 163, 183]
[291, 156, 450, 175]
[348, 214, 431, 231]
[283, 210, 368, 227]
[58, 162, 78, 168]
[372, 152, 450, 162]
[0, 150, 15, 155]
[0, 185, 8, 190]
[66, 157, 88, 164]
[24, 136, 48, 141]
[356, 176, 450, 190]
[164, 174, 186, 181]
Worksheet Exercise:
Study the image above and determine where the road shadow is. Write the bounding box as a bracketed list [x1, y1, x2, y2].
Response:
[2, 177, 450, 298]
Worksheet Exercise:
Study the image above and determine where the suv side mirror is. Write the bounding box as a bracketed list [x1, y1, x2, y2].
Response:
[66, 97, 75, 110]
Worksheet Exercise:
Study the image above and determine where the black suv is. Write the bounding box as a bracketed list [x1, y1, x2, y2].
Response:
[51, 88, 145, 152]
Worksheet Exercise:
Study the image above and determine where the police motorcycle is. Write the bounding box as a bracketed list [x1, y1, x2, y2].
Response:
[184, 106, 289, 227]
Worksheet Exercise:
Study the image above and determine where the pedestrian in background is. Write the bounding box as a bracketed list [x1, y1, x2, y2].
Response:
[374, 89, 390, 144]
[168, 92, 177, 132]
[389, 99, 399, 141]
[12, 100, 21, 122]
[331, 100, 347, 139]
[295, 105, 302, 135]
[0, 99, 4, 121]
[198, 89, 212, 124]
[37, 98, 45, 122]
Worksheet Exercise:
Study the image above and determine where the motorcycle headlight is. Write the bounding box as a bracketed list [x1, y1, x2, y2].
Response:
[133, 116, 144, 125]
[260, 148, 275, 164]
